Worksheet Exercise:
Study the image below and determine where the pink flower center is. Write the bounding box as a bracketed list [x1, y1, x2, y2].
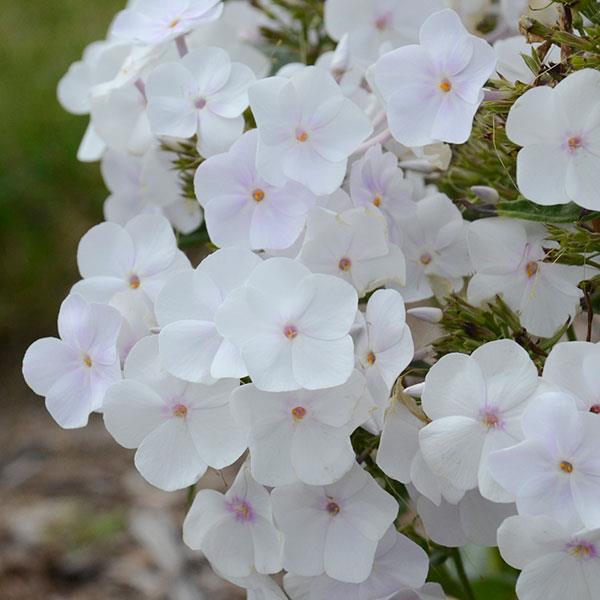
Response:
[590, 404, 600, 414]
[172, 403, 188, 418]
[420, 252, 432, 265]
[129, 274, 141, 289]
[295, 129, 309, 142]
[480, 407, 503, 430]
[226, 497, 254, 523]
[374, 12, 391, 30]
[252, 188, 265, 202]
[291, 406, 307, 421]
[525, 261, 538, 278]
[195, 97, 207, 109]
[338, 257, 352, 272]
[284, 325, 298, 340]
[567, 540, 597, 560]
[326, 500, 341, 516]
[567, 136, 583, 152]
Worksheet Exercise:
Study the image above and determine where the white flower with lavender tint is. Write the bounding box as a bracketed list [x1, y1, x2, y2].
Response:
[183, 464, 282, 578]
[230, 370, 372, 486]
[271, 463, 397, 583]
[506, 68, 600, 211]
[298, 207, 406, 297]
[216, 257, 358, 392]
[467, 218, 586, 338]
[194, 130, 316, 250]
[370, 9, 496, 146]
[419, 339, 539, 502]
[145, 47, 255, 158]
[23, 294, 122, 429]
[349, 143, 416, 242]
[498, 515, 600, 600]
[72, 214, 190, 304]
[110, 0, 223, 46]
[391, 193, 471, 303]
[283, 526, 429, 599]
[103, 335, 246, 491]
[249, 66, 373, 195]
[156, 247, 261, 383]
[489, 392, 600, 530]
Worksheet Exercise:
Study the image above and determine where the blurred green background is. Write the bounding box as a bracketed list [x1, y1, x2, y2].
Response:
[0, 0, 125, 378]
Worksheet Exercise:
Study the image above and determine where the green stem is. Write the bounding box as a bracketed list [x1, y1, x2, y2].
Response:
[451, 548, 476, 600]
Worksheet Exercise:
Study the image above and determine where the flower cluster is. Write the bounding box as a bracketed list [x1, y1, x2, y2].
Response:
[25, 1, 600, 599]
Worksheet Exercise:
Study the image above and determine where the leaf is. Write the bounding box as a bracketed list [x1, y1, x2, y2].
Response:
[496, 199, 598, 223]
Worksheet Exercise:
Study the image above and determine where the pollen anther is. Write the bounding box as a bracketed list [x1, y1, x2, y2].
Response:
[252, 189, 265, 202]
[338, 257, 352, 272]
[560, 460, 574, 474]
[439, 79, 452, 93]
[129, 274, 141, 289]
[525, 261, 539, 278]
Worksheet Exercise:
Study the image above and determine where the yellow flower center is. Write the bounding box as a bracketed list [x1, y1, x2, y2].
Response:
[373, 196, 382, 207]
[420, 252, 432, 266]
[525, 261, 538, 279]
[439, 79, 452, 93]
[560, 460, 574, 474]
[367, 351, 376, 366]
[284, 325, 298, 340]
[338, 257, 352, 272]
[296, 130, 309, 142]
[129, 274, 141, 289]
[252, 189, 265, 202]
[82, 355, 93, 368]
[172, 403, 188, 418]
[291, 406, 307, 421]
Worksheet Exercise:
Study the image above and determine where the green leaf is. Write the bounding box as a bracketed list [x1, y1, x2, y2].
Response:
[496, 199, 597, 223]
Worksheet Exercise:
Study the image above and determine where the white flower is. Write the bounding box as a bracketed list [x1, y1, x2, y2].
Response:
[23, 294, 122, 429]
[488, 392, 600, 530]
[230, 370, 372, 486]
[103, 335, 246, 491]
[102, 147, 202, 235]
[349, 144, 416, 242]
[391, 193, 471, 303]
[298, 207, 405, 297]
[110, 0, 223, 46]
[352, 290, 414, 431]
[467, 218, 586, 338]
[415, 489, 516, 548]
[183, 464, 283, 578]
[145, 47, 255, 157]
[216, 257, 358, 392]
[156, 247, 261, 383]
[542, 341, 600, 414]
[507, 69, 600, 211]
[494, 36, 560, 86]
[377, 399, 463, 506]
[72, 214, 190, 304]
[370, 9, 496, 146]
[271, 463, 397, 583]
[283, 527, 429, 599]
[325, 0, 446, 63]
[498, 515, 600, 600]
[419, 339, 539, 502]
[216, 569, 287, 600]
[249, 66, 373, 195]
[194, 130, 316, 250]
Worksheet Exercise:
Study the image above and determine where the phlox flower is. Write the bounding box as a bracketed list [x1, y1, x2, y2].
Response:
[194, 130, 316, 250]
[23, 294, 122, 429]
[325, 0, 446, 63]
[230, 370, 373, 486]
[103, 335, 245, 491]
[145, 47, 255, 158]
[370, 9, 496, 146]
[110, 0, 223, 46]
[72, 214, 190, 304]
[349, 144, 416, 242]
[249, 66, 373, 195]
[419, 339, 540, 502]
[415, 489, 516, 548]
[216, 257, 358, 392]
[102, 147, 202, 234]
[283, 526, 429, 599]
[216, 569, 287, 600]
[467, 218, 586, 338]
[155, 247, 261, 383]
[271, 464, 398, 583]
[542, 341, 600, 414]
[498, 515, 600, 600]
[391, 193, 471, 303]
[183, 464, 283, 578]
[488, 392, 600, 530]
[506, 68, 600, 211]
[352, 289, 414, 431]
[377, 399, 463, 506]
[298, 207, 406, 297]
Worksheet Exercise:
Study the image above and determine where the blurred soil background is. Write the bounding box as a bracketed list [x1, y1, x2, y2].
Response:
[0, 1, 239, 598]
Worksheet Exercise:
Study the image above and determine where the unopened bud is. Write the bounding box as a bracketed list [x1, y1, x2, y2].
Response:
[470, 185, 500, 204]
[407, 307, 443, 324]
